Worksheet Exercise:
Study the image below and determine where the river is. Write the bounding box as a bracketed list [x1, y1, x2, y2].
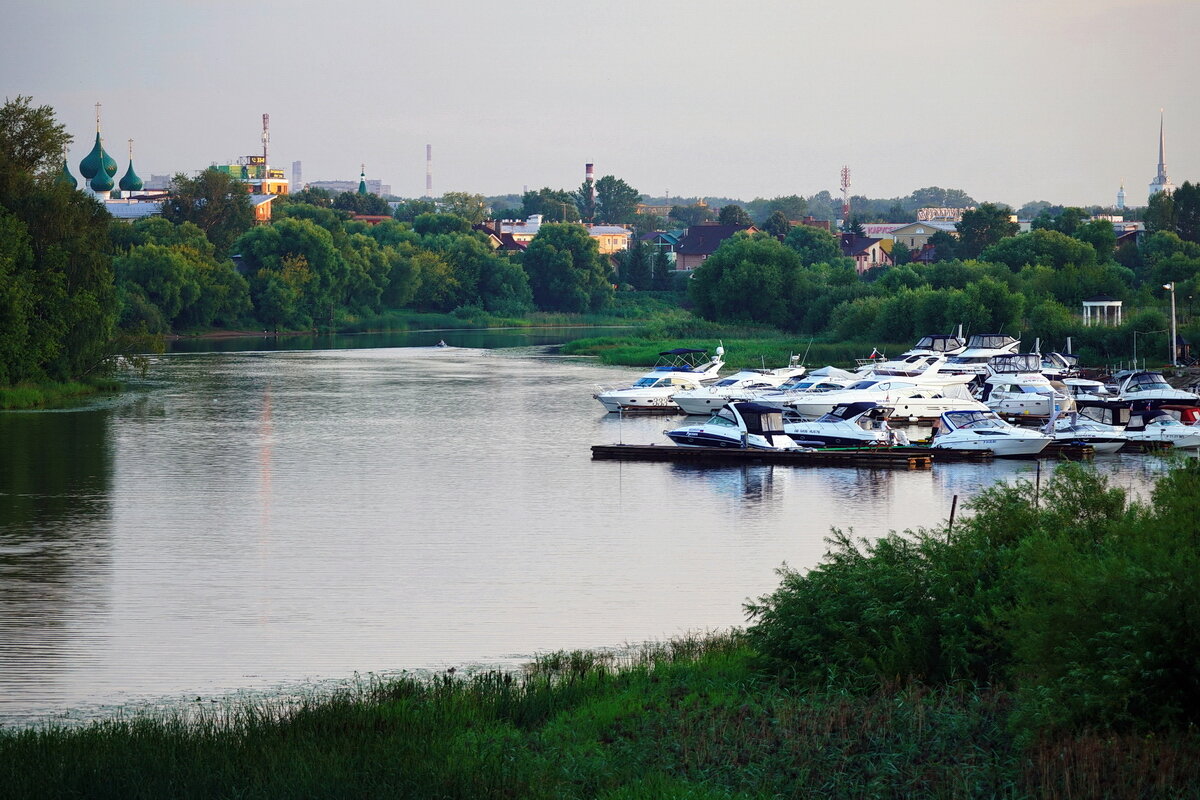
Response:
[0, 330, 1180, 724]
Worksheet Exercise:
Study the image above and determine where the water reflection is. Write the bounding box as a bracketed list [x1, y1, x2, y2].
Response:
[0, 343, 1180, 723]
[168, 326, 635, 354]
[0, 410, 112, 709]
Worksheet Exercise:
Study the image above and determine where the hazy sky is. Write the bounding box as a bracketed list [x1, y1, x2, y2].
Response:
[5, 0, 1197, 208]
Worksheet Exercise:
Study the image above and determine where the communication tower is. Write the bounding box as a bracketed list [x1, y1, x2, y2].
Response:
[840, 165, 851, 224]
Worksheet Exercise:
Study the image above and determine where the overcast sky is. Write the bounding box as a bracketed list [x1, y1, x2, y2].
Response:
[5, 0, 1197, 208]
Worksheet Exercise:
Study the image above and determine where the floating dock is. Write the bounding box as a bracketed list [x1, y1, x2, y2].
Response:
[591, 444, 936, 469]
[591, 442, 1097, 468]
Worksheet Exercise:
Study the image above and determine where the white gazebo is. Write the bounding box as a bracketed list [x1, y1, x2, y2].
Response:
[1082, 295, 1123, 326]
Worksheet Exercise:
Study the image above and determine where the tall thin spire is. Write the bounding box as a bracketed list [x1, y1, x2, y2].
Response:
[1149, 109, 1176, 201]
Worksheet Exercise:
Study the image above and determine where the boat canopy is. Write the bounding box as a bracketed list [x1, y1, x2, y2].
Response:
[914, 334, 965, 352]
[988, 353, 1042, 374]
[1126, 408, 1177, 431]
[964, 334, 1018, 350]
[658, 348, 706, 356]
[822, 401, 884, 421]
[1120, 371, 1173, 392]
[730, 402, 787, 436]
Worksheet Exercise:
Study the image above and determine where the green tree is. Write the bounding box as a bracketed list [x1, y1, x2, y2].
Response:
[1074, 218, 1117, 259]
[927, 230, 958, 261]
[668, 203, 714, 226]
[1172, 181, 1200, 243]
[689, 233, 800, 327]
[956, 202, 1017, 259]
[392, 198, 437, 222]
[412, 213, 471, 236]
[332, 191, 391, 216]
[761, 210, 791, 238]
[718, 204, 752, 226]
[288, 186, 333, 207]
[1145, 190, 1174, 234]
[783, 225, 845, 267]
[891, 240, 913, 266]
[594, 176, 640, 225]
[162, 168, 254, 257]
[573, 178, 596, 222]
[765, 194, 807, 221]
[651, 247, 674, 290]
[522, 188, 580, 222]
[0, 95, 72, 178]
[616, 238, 653, 290]
[438, 191, 488, 223]
[982, 229, 1096, 271]
[521, 223, 611, 312]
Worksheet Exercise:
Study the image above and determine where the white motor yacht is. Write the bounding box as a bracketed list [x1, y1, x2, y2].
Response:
[941, 333, 1021, 376]
[885, 384, 991, 421]
[1046, 414, 1126, 454]
[782, 401, 907, 448]
[751, 373, 855, 410]
[1113, 371, 1199, 404]
[1063, 378, 1116, 404]
[784, 379, 923, 419]
[664, 401, 797, 450]
[671, 356, 805, 415]
[930, 409, 1051, 457]
[981, 354, 1074, 418]
[1123, 407, 1200, 449]
[594, 346, 725, 412]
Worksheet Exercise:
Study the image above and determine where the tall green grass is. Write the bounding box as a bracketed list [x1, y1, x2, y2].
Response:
[5, 629, 1197, 798]
[0, 379, 121, 410]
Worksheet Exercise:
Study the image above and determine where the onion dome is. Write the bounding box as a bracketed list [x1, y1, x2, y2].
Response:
[57, 159, 79, 189]
[90, 166, 114, 192]
[119, 160, 143, 192]
[79, 132, 104, 180]
[101, 144, 118, 177]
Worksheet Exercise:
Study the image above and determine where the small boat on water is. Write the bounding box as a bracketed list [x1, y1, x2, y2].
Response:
[1112, 370, 1199, 405]
[1046, 414, 1126, 454]
[930, 409, 1051, 457]
[672, 356, 805, 415]
[784, 378, 924, 419]
[1123, 407, 1200, 449]
[594, 346, 725, 412]
[664, 401, 797, 450]
[783, 401, 907, 448]
[980, 354, 1073, 418]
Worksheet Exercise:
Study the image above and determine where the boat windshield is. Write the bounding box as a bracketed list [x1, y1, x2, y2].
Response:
[1125, 373, 1172, 391]
[633, 376, 666, 388]
[946, 410, 1004, 430]
[847, 381, 880, 390]
[713, 377, 742, 387]
[704, 414, 738, 427]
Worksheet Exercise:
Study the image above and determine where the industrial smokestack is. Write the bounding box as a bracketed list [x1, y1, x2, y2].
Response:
[585, 162, 595, 218]
[426, 144, 433, 198]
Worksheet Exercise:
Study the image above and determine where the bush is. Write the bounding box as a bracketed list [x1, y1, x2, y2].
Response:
[745, 461, 1200, 739]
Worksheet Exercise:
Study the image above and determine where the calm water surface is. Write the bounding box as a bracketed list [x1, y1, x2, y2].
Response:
[0, 335, 1179, 723]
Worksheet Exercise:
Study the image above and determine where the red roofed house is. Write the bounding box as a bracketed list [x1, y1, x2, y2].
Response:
[674, 224, 757, 271]
[840, 234, 892, 275]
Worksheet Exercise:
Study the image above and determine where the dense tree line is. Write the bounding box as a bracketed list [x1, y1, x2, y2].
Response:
[0, 96, 116, 384]
[688, 211, 1199, 362]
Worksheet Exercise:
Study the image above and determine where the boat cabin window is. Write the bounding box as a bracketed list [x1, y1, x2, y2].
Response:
[946, 411, 1003, 429]
[1124, 373, 1172, 392]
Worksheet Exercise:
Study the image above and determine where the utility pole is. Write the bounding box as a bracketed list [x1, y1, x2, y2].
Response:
[1164, 282, 1178, 366]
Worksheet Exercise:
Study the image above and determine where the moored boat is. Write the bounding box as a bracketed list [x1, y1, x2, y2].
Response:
[929, 409, 1051, 457]
[594, 346, 725, 412]
[664, 401, 797, 450]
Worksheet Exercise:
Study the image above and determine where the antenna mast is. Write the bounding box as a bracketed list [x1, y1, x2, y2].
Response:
[840, 165, 851, 226]
[261, 113, 271, 171]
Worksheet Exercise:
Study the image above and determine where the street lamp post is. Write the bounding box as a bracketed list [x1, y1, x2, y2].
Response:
[1164, 282, 1177, 367]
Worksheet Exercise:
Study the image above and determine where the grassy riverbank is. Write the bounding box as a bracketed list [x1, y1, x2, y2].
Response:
[0, 378, 122, 410]
[3, 634, 1196, 799]
[5, 462, 1199, 798]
